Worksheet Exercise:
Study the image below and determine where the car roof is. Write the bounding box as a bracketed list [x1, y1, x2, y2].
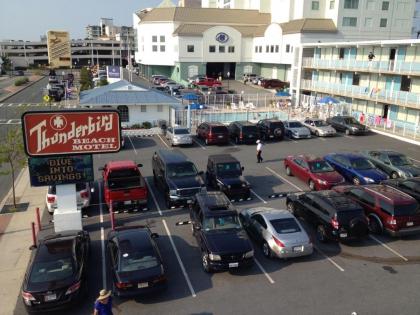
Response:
[156, 149, 189, 164]
[112, 228, 153, 252]
[36, 236, 77, 261]
[331, 152, 365, 159]
[310, 190, 363, 212]
[204, 122, 226, 127]
[106, 160, 137, 169]
[196, 192, 236, 216]
[363, 185, 416, 204]
[244, 207, 294, 220]
[261, 119, 282, 123]
[232, 121, 255, 126]
[290, 154, 322, 162]
[208, 154, 239, 164]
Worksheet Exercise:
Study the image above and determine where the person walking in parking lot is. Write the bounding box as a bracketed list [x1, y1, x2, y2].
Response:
[256, 140, 263, 163]
[93, 289, 121, 315]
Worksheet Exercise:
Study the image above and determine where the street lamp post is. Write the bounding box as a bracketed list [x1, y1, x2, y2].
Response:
[227, 71, 230, 93]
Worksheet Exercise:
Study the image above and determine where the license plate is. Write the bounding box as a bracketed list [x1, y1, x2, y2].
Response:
[138, 282, 149, 288]
[229, 262, 239, 268]
[124, 200, 131, 205]
[218, 135, 223, 138]
[45, 294, 57, 302]
[269, 135, 274, 138]
[407, 222, 414, 226]
[248, 135, 254, 138]
[340, 233, 348, 238]
[187, 199, 193, 204]
[293, 246, 303, 252]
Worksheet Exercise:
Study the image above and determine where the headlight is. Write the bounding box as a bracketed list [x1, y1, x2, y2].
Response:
[351, 127, 358, 131]
[363, 177, 375, 183]
[227, 185, 232, 189]
[242, 182, 248, 188]
[169, 189, 177, 196]
[244, 250, 254, 258]
[209, 253, 221, 261]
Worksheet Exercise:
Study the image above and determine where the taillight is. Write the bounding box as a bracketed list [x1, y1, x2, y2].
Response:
[387, 217, 397, 225]
[331, 215, 339, 229]
[80, 190, 89, 199]
[240, 132, 243, 140]
[116, 282, 133, 289]
[273, 236, 285, 248]
[22, 291, 35, 301]
[65, 281, 81, 295]
[208, 132, 213, 138]
[47, 196, 55, 203]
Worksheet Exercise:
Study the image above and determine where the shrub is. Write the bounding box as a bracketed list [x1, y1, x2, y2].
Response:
[14, 77, 29, 86]
[142, 121, 152, 129]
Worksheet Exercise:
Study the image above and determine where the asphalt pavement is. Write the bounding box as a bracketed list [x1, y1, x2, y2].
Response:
[12, 130, 420, 315]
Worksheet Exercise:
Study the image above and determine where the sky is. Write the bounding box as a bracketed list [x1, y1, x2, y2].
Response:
[0, 0, 174, 41]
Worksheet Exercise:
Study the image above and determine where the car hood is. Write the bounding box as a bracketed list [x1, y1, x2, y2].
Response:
[288, 127, 310, 134]
[204, 230, 252, 254]
[313, 171, 344, 183]
[168, 176, 203, 189]
[398, 165, 420, 177]
[356, 168, 388, 181]
[217, 176, 244, 186]
[116, 264, 162, 283]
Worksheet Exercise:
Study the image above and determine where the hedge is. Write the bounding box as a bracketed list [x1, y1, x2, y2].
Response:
[14, 77, 29, 86]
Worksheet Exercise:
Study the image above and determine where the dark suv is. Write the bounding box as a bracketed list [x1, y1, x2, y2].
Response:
[326, 116, 369, 135]
[228, 121, 258, 144]
[206, 154, 251, 201]
[256, 119, 285, 141]
[334, 185, 420, 237]
[21, 231, 90, 313]
[189, 191, 254, 272]
[196, 122, 229, 145]
[382, 178, 420, 202]
[286, 190, 369, 242]
[152, 150, 204, 208]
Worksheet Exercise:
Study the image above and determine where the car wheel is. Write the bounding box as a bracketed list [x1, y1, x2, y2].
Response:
[309, 180, 316, 191]
[316, 225, 328, 243]
[352, 177, 361, 185]
[286, 166, 292, 176]
[345, 129, 350, 135]
[368, 216, 383, 235]
[274, 128, 283, 139]
[202, 252, 212, 273]
[390, 172, 399, 179]
[262, 242, 272, 258]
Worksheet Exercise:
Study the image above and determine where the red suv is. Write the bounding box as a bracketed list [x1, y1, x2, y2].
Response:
[260, 79, 289, 89]
[196, 122, 229, 145]
[333, 185, 420, 236]
[194, 78, 222, 87]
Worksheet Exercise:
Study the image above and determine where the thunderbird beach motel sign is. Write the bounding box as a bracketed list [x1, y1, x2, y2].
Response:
[22, 110, 121, 157]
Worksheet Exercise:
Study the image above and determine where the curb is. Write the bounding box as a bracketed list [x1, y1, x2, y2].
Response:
[371, 129, 420, 146]
[0, 167, 27, 213]
[0, 75, 46, 103]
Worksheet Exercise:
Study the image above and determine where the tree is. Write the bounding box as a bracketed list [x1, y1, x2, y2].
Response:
[0, 128, 27, 209]
[97, 78, 109, 86]
[79, 67, 93, 91]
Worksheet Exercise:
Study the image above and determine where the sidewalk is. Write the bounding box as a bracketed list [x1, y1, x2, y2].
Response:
[0, 75, 45, 103]
[0, 168, 47, 315]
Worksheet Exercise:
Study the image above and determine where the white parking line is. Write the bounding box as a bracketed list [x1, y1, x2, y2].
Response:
[98, 181, 107, 289]
[162, 219, 196, 298]
[344, 135, 355, 139]
[314, 245, 345, 272]
[18, 103, 23, 107]
[254, 257, 275, 284]
[266, 167, 304, 192]
[157, 134, 170, 149]
[0, 103, 3, 107]
[369, 235, 408, 262]
[7, 119, 12, 124]
[318, 137, 327, 141]
[7, 103, 13, 107]
[409, 156, 420, 164]
[250, 189, 267, 204]
[128, 135, 137, 155]
[192, 138, 207, 150]
[145, 178, 163, 216]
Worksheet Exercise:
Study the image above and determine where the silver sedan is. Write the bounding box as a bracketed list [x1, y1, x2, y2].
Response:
[166, 126, 193, 146]
[302, 118, 336, 137]
[239, 207, 313, 259]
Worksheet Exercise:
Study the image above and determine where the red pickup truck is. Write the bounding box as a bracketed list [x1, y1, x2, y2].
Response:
[194, 78, 222, 87]
[100, 160, 148, 212]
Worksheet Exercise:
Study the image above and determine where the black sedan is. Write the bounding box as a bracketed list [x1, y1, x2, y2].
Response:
[107, 226, 166, 297]
[326, 116, 369, 135]
[21, 230, 90, 313]
[382, 177, 420, 202]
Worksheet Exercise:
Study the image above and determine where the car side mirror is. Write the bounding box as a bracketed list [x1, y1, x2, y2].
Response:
[137, 163, 143, 167]
[151, 233, 159, 239]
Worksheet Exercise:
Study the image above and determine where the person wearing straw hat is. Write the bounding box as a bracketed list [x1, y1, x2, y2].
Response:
[93, 289, 121, 315]
[256, 140, 263, 163]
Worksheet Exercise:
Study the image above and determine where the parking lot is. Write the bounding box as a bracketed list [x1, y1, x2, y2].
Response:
[14, 131, 420, 315]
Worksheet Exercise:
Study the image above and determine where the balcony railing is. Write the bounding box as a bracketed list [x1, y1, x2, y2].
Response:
[303, 57, 420, 76]
[301, 79, 420, 109]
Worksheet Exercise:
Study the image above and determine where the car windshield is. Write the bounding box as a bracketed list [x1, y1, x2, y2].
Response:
[241, 126, 257, 133]
[351, 158, 375, 170]
[216, 162, 242, 176]
[268, 122, 283, 129]
[174, 128, 189, 135]
[119, 250, 159, 272]
[288, 122, 303, 128]
[308, 161, 335, 173]
[29, 257, 74, 283]
[313, 120, 328, 127]
[108, 168, 144, 189]
[203, 215, 242, 231]
[270, 218, 301, 234]
[388, 154, 412, 166]
[211, 126, 228, 133]
[343, 117, 358, 124]
[167, 162, 197, 178]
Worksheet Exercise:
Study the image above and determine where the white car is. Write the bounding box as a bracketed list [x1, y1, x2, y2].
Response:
[302, 118, 336, 137]
[46, 183, 91, 215]
[284, 121, 312, 139]
[166, 126, 193, 146]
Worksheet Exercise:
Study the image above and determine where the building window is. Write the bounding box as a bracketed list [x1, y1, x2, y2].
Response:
[366, 0, 375, 10]
[266, 45, 269, 52]
[141, 105, 147, 112]
[270, 45, 274, 53]
[344, 0, 358, 9]
[342, 17, 357, 27]
[219, 45, 225, 53]
[209, 45, 216, 53]
[152, 45, 158, 52]
[259, 46, 262, 53]
[160, 35, 165, 42]
[117, 105, 129, 122]
[152, 35, 157, 42]
[286, 44, 290, 53]
[187, 45, 194, 52]
[312, 1, 319, 10]
[160, 45, 165, 52]
[329, 0, 335, 9]
[364, 18, 373, 27]
[380, 18, 387, 27]
[228, 46, 235, 53]
[382, 1, 389, 10]
[157, 105, 163, 112]
[275, 45, 279, 53]
[255, 46, 258, 53]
